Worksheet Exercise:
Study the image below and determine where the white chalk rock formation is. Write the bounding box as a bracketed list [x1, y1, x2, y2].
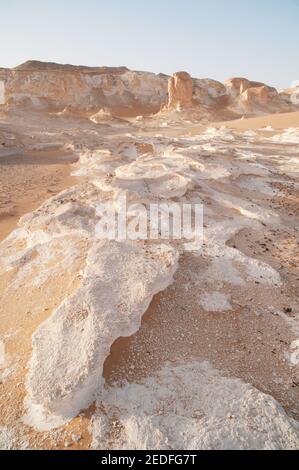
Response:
[24, 241, 178, 430]
[1, 61, 298, 117]
[225, 77, 296, 115]
[0, 61, 168, 115]
[91, 362, 299, 450]
[225, 77, 265, 99]
[279, 83, 299, 107]
[167, 71, 193, 110]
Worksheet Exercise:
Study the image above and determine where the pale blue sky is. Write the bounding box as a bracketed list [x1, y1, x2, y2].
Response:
[1, 0, 298, 89]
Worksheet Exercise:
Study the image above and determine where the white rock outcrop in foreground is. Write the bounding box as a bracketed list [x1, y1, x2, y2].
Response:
[24, 241, 178, 430]
[91, 362, 299, 450]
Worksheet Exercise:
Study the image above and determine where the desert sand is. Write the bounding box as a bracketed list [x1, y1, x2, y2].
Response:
[0, 150, 77, 241]
[0, 63, 299, 450]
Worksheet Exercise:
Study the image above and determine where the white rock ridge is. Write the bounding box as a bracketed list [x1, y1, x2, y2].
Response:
[90, 362, 299, 450]
[1, 61, 298, 117]
[24, 241, 178, 430]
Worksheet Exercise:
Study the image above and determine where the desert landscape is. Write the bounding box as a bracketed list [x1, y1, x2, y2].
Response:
[0, 60, 299, 450]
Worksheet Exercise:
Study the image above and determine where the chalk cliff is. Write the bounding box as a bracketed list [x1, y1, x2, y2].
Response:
[0, 61, 298, 118]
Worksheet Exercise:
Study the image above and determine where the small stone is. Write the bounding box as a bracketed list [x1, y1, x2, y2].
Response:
[283, 307, 292, 314]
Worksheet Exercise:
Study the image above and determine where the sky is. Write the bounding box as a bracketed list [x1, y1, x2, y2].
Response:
[1, 0, 298, 89]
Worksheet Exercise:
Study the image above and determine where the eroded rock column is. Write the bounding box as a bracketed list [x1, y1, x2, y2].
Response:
[167, 71, 193, 110]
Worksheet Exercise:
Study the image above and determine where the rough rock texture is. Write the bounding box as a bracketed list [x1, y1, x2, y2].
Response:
[225, 77, 265, 99]
[23, 237, 178, 429]
[225, 77, 296, 116]
[91, 362, 299, 450]
[280, 84, 299, 107]
[192, 78, 228, 106]
[167, 71, 194, 110]
[0, 62, 298, 118]
[0, 61, 168, 116]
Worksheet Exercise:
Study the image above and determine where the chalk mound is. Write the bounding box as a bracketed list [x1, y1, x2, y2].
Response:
[24, 241, 178, 430]
[0, 63, 168, 116]
[91, 362, 299, 450]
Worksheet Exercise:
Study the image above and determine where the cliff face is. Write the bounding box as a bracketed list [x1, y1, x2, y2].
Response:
[0, 62, 227, 116]
[167, 71, 194, 109]
[0, 62, 168, 116]
[0, 61, 297, 118]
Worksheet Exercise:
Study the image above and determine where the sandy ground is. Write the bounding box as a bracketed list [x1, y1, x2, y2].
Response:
[0, 150, 77, 241]
[218, 110, 299, 131]
[0, 109, 298, 449]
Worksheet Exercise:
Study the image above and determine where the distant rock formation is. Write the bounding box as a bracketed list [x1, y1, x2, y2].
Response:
[225, 77, 265, 99]
[225, 77, 296, 115]
[0, 61, 168, 116]
[239, 85, 278, 108]
[0, 61, 298, 118]
[280, 83, 299, 107]
[167, 72, 193, 110]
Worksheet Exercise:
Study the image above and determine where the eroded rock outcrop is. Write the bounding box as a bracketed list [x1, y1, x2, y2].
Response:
[225, 77, 265, 99]
[280, 83, 299, 107]
[193, 78, 228, 106]
[0, 61, 298, 118]
[0, 61, 168, 116]
[24, 239, 178, 429]
[226, 77, 297, 115]
[167, 71, 193, 110]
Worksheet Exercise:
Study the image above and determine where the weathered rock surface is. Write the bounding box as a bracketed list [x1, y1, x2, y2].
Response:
[0, 61, 168, 116]
[225, 77, 297, 115]
[0, 62, 298, 118]
[167, 71, 193, 110]
[225, 77, 265, 99]
[280, 83, 299, 107]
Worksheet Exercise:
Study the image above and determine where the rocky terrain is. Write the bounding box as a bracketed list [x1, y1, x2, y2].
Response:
[0, 62, 299, 450]
[0, 61, 298, 118]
